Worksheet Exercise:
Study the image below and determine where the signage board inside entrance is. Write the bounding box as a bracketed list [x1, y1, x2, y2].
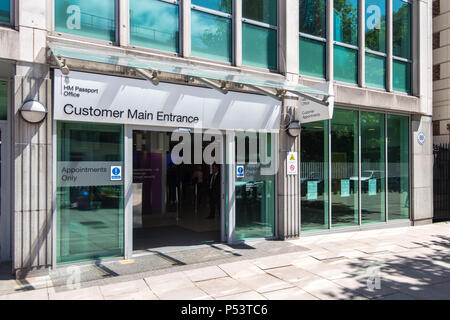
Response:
[287, 152, 298, 175]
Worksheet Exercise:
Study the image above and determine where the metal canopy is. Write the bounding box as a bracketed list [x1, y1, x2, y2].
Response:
[47, 38, 331, 104]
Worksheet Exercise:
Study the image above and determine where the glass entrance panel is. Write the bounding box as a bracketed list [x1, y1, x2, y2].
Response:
[331, 109, 359, 227]
[235, 132, 275, 240]
[387, 115, 409, 220]
[56, 121, 124, 264]
[132, 130, 222, 250]
[301, 120, 329, 231]
[361, 112, 386, 223]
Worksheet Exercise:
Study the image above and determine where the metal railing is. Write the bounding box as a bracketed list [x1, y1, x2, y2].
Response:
[433, 143, 450, 221]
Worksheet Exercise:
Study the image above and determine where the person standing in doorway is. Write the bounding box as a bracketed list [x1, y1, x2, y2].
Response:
[207, 163, 220, 219]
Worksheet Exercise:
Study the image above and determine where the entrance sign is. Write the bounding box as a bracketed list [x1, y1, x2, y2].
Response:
[54, 70, 281, 131]
[287, 152, 298, 175]
[297, 82, 334, 124]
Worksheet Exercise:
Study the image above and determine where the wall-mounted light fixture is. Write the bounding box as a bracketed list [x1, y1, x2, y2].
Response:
[287, 120, 301, 137]
[19, 100, 48, 123]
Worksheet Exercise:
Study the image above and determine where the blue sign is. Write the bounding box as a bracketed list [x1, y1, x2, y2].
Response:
[236, 165, 244, 178]
[111, 166, 122, 181]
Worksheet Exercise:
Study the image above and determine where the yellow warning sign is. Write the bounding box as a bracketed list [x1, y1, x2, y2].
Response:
[290, 154, 295, 161]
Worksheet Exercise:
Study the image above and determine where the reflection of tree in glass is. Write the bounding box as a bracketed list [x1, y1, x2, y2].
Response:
[300, 0, 326, 37]
[198, 1, 231, 58]
[393, 4, 410, 59]
[366, 15, 386, 52]
[334, 0, 358, 45]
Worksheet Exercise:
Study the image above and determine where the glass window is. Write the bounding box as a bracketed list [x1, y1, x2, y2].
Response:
[235, 132, 275, 240]
[393, 0, 411, 59]
[331, 109, 359, 227]
[130, 0, 179, 53]
[360, 112, 386, 224]
[300, 0, 326, 38]
[54, 0, 116, 42]
[191, 6, 232, 62]
[192, 0, 232, 13]
[56, 121, 124, 264]
[393, 59, 411, 93]
[365, 0, 386, 52]
[334, 0, 358, 46]
[387, 115, 409, 220]
[366, 53, 385, 89]
[242, 23, 277, 70]
[0, 0, 10, 24]
[242, 0, 277, 25]
[242, 0, 277, 70]
[0, 81, 7, 120]
[301, 121, 329, 231]
[334, 45, 358, 84]
[300, 38, 326, 78]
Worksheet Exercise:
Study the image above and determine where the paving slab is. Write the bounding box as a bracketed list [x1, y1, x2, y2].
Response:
[236, 274, 293, 293]
[100, 279, 158, 300]
[265, 265, 316, 284]
[262, 287, 318, 300]
[195, 277, 251, 298]
[216, 290, 267, 300]
[0, 288, 49, 300]
[184, 266, 228, 282]
[48, 286, 103, 300]
[218, 261, 265, 279]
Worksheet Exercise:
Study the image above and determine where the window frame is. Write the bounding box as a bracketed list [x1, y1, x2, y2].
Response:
[241, 0, 279, 72]
[392, 0, 412, 93]
[299, 0, 327, 79]
[128, 0, 181, 56]
[0, 0, 13, 27]
[52, 0, 120, 46]
[190, 0, 234, 64]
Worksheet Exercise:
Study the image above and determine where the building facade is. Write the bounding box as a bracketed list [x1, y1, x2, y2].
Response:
[0, 0, 433, 275]
[433, 0, 450, 144]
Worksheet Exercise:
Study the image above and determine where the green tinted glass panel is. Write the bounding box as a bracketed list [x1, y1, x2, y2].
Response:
[57, 121, 124, 264]
[0, 81, 6, 120]
[393, 0, 411, 59]
[242, 0, 277, 25]
[393, 60, 411, 93]
[300, 0, 326, 37]
[365, 0, 386, 52]
[54, 0, 115, 42]
[387, 115, 409, 220]
[334, 45, 358, 84]
[301, 121, 329, 231]
[235, 132, 275, 240]
[191, 10, 232, 62]
[0, 0, 10, 24]
[361, 112, 386, 224]
[331, 109, 359, 227]
[192, 0, 232, 13]
[299, 37, 326, 78]
[130, 0, 179, 53]
[365, 53, 385, 89]
[242, 22, 277, 70]
[334, 0, 358, 45]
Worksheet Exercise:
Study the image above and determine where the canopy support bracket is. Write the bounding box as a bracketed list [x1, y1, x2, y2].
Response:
[245, 84, 284, 101]
[134, 68, 160, 86]
[195, 77, 228, 95]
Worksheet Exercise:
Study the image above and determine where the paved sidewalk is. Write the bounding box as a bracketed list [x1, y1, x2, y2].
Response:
[1, 222, 449, 300]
